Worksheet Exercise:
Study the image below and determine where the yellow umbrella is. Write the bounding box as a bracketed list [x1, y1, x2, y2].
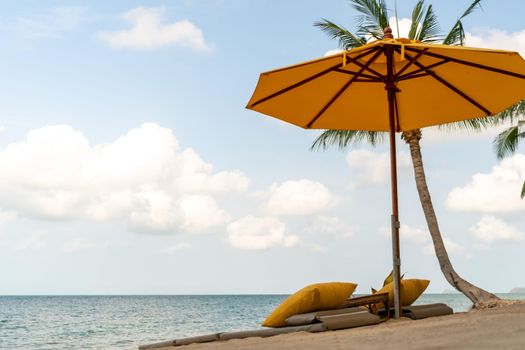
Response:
[246, 28, 525, 318]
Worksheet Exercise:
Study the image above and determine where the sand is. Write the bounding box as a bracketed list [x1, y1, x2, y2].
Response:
[155, 302, 525, 350]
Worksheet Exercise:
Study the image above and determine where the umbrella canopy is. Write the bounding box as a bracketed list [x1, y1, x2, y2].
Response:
[246, 29, 525, 318]
[247, 37, 525, 131]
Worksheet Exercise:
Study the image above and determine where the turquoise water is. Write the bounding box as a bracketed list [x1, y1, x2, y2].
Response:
[1, 294, 524, 349]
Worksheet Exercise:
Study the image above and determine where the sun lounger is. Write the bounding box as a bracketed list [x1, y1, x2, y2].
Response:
[139, 333, 220, 349]
[317, 311, 380, 330]
[139, 324, 326, 349]
[401, 303, 453, 320]
[285, 306, 368, 326]
[219, 323, 326, 340]
[376, 302, 453, 320]
[138, 307, 380, 349]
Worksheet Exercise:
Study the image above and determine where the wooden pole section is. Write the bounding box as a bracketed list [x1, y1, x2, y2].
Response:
[383, 27, 402, 319]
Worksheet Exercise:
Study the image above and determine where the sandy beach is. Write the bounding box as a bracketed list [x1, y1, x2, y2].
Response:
[155, 302, 525, 350]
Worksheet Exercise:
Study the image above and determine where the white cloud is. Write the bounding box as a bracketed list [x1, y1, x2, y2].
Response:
[324, 48, 342, 57]
[382, 223, 429, 244]
[388, 17, 412, 39]
[179, 195, 230, 232]
[383, 223, 468, 256]
[0, 123, 248, 233]
[468, 216, 524, 243]
[306, 216, 354, 238]
[61, 238, 93, 253]
[128, 193, 230, 233]
[227, 216, 298, 250]
[311, 244, 327, 253]
[161, 242, 192, 254]
[446, 154, 525, 213]
[16, 6, 88, 39]
[98, 7, 211, 51]
[14, 232, 46, 251]
[424, 237, 467, 256]
[421, 121, 514, 145]
[0, 210, 17, 224]
[400, 224, 428, 243]
[346, 149, 411, 187]
[266, 179, 337, 216]
[466, 27, 525, 57]
[283, 235, 300, 247]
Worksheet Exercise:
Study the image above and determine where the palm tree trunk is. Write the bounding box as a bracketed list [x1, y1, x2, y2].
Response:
[402, 129, 500, 307]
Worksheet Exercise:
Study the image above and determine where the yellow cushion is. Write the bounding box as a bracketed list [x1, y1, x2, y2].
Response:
[373, 279, 430, 312]
[262, 282, 357, 328]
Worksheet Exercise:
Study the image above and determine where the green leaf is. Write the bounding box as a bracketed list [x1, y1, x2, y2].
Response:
[492, 99, 525, 125]
[350, 0, 390, 40]
[433, 115, 495, 133]
[394, 0, 400, 38]
[408, 1, 443, 43]
[493, 125, 520, 159]
[443, 0, 482, 45]
[310, 129, 387, 151]
[417, 4, 442, 43]
[408, 0, 425, 40]
[314, 19, 366, 50]
[521, 181, 525, 199]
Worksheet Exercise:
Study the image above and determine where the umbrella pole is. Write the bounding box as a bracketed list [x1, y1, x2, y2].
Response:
[388, 108, 402, 320]
[384, 29, 402, 319]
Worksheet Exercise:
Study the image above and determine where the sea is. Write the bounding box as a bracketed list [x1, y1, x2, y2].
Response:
[1, 293, 524, 350]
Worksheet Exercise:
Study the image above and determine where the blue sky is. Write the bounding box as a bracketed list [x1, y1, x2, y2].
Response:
[0, 0, 524, 295]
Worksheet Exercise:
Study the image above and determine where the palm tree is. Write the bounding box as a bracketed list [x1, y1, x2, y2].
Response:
[312, 0, 500, 307]
[493, 99, 525, 198]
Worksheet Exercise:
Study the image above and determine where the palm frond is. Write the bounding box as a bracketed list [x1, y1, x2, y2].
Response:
[408, 0, 425, 40]
[417, 4, 442, 43]
[443, 0, 482, 45]
[492, 99, 525, 125]
[310, 129, 387, 150]
[394, 0, 400, 38]
[434, 115, 496, 133]
[408, 1, 442, 43]
[350, 0, 389, 40]
[493, 125, 520, 159]
[314, 19, 367, 50]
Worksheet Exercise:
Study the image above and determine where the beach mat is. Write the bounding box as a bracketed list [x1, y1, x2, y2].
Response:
[402, 303, 453, 320]
[139, 324, 326, 349]
[285, 306, 368, 326]
[139, 333, 220, 349]
[219, 323, 326, 340]
[318, 311, 380, 330]
[139, 307, 385, 348]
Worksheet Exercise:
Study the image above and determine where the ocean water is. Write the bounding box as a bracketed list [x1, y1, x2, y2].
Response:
[1, 294, 524, 350]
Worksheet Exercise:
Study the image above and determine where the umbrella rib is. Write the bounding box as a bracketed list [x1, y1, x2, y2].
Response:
[404, 47, 525, 80]
[397, 72, 431, 81]
[248, 47, 381, 108]
[248, 64, 343, 108]
[399, 49, 492, 115]
[397, 60, 449, 80]
[306, 48, 384, 128]
[266, 45, 379, 75]
[395, 48, 428, 78]
[344, 52, 384, 78]
[353, 79, 383, 82]
[394, 88, 401, 132]
[334, 68, 382, 81]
